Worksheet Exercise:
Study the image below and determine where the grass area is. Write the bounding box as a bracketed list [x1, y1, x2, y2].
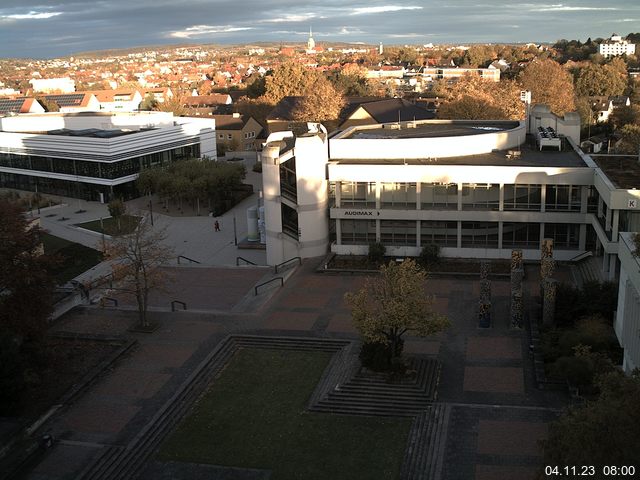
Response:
[76, 215, 140, 235]
[42, 233, 102, 284]
[159, 348, 411, 479]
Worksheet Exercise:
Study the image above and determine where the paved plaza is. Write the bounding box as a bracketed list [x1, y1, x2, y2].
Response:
[10, 165, 568, 480]
[17, 255, 569, 480]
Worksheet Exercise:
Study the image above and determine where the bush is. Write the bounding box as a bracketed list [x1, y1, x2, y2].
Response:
[252, 161, 262, 173]
[419, 243, 440, 268]
[368, 242, 386, 264]
[0, 333, 26, 414]
[551, 355, 594, 388]
[555, 281, 618, 327]
[359, 339, 404, 372]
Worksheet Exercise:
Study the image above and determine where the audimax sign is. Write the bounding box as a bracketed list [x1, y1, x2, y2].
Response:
[343, 210, 380, 216]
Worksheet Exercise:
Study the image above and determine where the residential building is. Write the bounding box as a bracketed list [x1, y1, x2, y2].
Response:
[339, 98, 435, 130]
[211, 113, 263, 152]
[88, 89, 144, 112]
[30, 77, 76, 94]
[599, 34, 636, 58]
[0, 97, 45, 116]
[0, 111, 215, 202]
[41, 93, 101, 113]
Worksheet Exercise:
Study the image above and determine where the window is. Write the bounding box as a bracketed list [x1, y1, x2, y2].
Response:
[380, 183, 417, 209]
[279, 157, 297, 201]
[503, 184, 542, 211]
[281, 204, 298, 239]
[461, 184, 499, 210]
[544, 223, 579, 249]
[218, 134, 224, 139]
[380, 220, 416, 246]
[227, 134, 233, 140]
[502, 222, 540, 248]
[421, 183, 457, 209]
[461, 222, 499, 248]
[341, 219, 376, 244]
[545, 185, 581, 211]
[339, 182, 375, 208]
[420, 221, 457, 247]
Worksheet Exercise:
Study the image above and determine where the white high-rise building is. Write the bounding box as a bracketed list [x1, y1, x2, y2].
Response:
[599, 34, 636, 58]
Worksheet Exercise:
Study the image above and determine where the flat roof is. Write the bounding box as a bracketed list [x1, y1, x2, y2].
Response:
[20, 128, 155, 138]
[592, 156, 640, 189]
[331, 143, 586, 168]
[340, 121, 520, 140]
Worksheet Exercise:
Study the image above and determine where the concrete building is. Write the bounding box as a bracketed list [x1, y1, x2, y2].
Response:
[261, 105, 640, 372]
[599, 34, 636, 58]
[0, 111, 215, 202]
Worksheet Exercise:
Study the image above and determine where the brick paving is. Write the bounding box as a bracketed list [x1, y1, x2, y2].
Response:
[20, 260, 570, 479]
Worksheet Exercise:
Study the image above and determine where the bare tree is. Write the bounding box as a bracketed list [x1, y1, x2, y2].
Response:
[104, 216, 174, 327]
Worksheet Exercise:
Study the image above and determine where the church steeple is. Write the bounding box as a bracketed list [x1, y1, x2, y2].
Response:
[307, 26, 315, 51]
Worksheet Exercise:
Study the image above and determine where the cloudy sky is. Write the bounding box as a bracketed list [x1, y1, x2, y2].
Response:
[0, 1, 638, 58]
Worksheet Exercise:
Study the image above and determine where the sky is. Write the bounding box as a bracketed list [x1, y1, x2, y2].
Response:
[0, 1, 638, 59]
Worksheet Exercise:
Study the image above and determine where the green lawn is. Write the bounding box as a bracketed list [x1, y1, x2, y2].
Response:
[42, 233, 102, 284]
[159, 348, 411, 480]
[75, 215, 140, 235]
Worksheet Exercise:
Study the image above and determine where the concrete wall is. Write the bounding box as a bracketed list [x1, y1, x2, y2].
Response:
[615, 232, 640, 373]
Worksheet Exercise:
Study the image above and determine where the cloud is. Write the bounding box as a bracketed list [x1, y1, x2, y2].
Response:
[0, 10, 62, 20]
[529, 4, 618, 12]
[339, 26, 364, 35]
[169, 25, 252, 39]
[350, 5, 423, 15]
[613, 18, 638, 22]
[260, 13, 317, 23]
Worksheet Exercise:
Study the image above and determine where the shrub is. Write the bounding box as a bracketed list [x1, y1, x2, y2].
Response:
[252, 161, 262, 173]
[359, 339, 404, 372]
[419, 243, 440, 268]
[368, 242, 386, 264]
[555, 280, 618, 327]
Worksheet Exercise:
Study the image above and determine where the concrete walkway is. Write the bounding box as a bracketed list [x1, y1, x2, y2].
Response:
[34, 161, 266, 268]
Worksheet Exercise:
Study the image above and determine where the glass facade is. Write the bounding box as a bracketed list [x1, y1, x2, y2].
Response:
[340, 181, 376, 208]
[421, 183, 457, 209]
[545, 185, 581, 211]
[461, 222, 499, 248]
[380, 220, 416, 245]
[279, 156, 297, 202]
[544, 223, 580, 249]
[461, 184, 500, 210]
[503, 184, 542, 211]
[281, 203, 298, 239]
[341, 219, 376, 244]
[381, 182, 417, 209]
[502, 222, 541, 248]
[0, 144, 201, 200]
[420, 221, 457, 247]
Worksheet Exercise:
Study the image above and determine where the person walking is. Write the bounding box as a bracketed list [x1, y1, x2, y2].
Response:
[214, 220, 220, 232]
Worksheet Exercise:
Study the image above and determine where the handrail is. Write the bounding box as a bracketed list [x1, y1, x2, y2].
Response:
[171, 300, 187, 311]
[236, 256, 257, 266]
[254, 277, 283, 295]
[568, 251, 593, 263]
[177, 255, 201, 265]
[274, 256, 301, 274]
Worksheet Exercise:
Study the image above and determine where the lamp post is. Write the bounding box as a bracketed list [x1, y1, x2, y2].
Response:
[233, 215, 238, 246]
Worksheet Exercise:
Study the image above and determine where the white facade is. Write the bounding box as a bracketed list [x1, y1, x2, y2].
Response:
[0, 112, 215, 201]
[30, 77, 76, 94]
[615, 233, 640, 373]
[599, 35, 636, 58]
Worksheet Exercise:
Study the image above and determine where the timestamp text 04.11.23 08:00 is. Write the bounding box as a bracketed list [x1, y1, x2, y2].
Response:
[544, 465, 636, 477]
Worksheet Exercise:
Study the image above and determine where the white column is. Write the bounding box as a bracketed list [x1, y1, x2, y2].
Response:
[336, 218, 342, 245]
[579, 224, 587, 251]
[612, 210, 620, 239]
[457, 220, 462, 249]
[457, 183, 463, 211]
[416, 220, 421, 248]
[540, 185, 546, 213]
[498, 221, 503, 249]
[580, 186, 588, 214]
[499, 184, 504, 212]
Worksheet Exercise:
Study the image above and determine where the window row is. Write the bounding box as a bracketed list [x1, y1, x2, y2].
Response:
[340, 220, 580, 249]
[332, 182, 589, 212]
[0, 145, 200, 180]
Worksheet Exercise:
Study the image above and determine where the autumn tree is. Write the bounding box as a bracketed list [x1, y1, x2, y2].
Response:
[575, 63, 627, 97]
[437, 76, 525, 120]
[609, 105, 640, 129]
[519, 59, 576, 115]
[108, 198, 126, 233]
[156, 95, 187, 116]
[262, 62, 321, 104]
[344, 259, 449, 368]
[541, 370, 640, 469]
[0, 200, 55, 411]
[329, 64, 374, 96]
[291, 77, 346, 126]
[617, 124, 640, 154]
[104, 217, 174, 328]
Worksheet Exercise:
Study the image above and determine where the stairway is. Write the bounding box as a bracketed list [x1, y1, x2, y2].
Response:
[574, 256, 604, 286]
[310, 358, 441, 417]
